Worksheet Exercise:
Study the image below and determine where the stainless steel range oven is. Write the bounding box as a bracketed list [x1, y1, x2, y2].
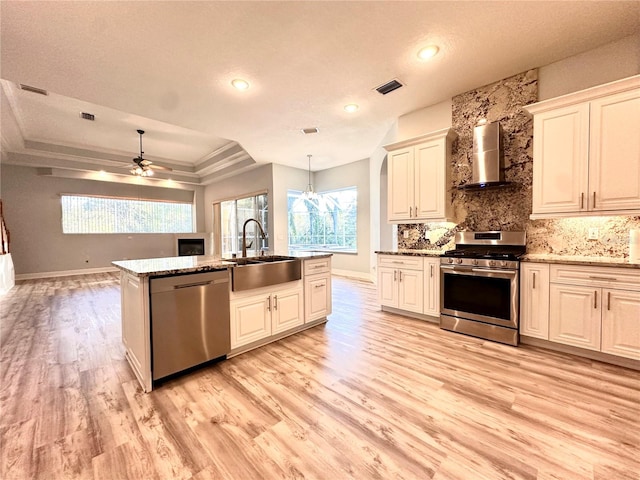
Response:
[440, 231, 526, 346]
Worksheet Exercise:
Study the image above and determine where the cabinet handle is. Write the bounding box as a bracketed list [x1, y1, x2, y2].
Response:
[593, 192, 596, 209]
[415, 206, 418, 218]
[580, 192, 584, 209]
[394, 270, 397, 282]
[607, 291, 611, 311]
[532, 272, 536, 289]
[398, 271, 403, 282]
[409, 206, 412, 217]
[267, 296, 271, 312]
[314, 283, 324, 289]
[430, 264, 434, 278]
[594, 290, 598, 309]
[274, 295, 278, 310]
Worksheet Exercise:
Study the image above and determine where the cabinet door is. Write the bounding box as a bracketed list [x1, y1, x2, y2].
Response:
[549, 284, 601, 351]
[532, 103, 590, 215]
[230, 295, 271, 349]
[272, 288, 304, 334]
[398, 268, 424, 314]
[423, 258, 440, 317]
[520, 263, 550, 339]
[378, 266, 398, 308]
[601, 289, 640, 360]
[589, 89, 640, 212]
[305, 274, 330, 322]
[387, 147, 414, 221]
[414, 140, 445, 220]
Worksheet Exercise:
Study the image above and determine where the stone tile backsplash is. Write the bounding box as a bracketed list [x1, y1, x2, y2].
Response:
[397, 69, 639, 258]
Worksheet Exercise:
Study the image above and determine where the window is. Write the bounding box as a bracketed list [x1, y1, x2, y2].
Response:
[61, 194, 194, 234]
[219, 192, 268, 257]
[288, 187, 357, 252]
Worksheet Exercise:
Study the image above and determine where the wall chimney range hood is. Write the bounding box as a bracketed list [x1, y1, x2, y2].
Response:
[458, 121, 512, 190]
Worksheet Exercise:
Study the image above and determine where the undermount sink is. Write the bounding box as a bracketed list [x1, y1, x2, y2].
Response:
[226, 256, 302, 291]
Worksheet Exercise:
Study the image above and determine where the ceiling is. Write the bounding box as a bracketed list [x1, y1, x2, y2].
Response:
[1, 1, 639, 185]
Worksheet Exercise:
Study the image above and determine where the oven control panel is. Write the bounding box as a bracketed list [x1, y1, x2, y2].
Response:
[441, 257, 519, 270]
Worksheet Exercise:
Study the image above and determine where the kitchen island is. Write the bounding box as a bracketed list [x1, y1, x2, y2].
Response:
[112, 252, 332, 392]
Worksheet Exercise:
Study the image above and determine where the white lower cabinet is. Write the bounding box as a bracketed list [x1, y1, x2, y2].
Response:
[378, 255, 424, 314]
[601, 289, 640, 359]
[120, 271, 152, 392]
[549, 284, 602, 351]
[230, 284, 303, 349]
[522, 262, 640, 362]
[423, 257, 440, 317]
[377, 254, 440, 317]
[304, 257, 332, 323]
[519, 263, 550, 339]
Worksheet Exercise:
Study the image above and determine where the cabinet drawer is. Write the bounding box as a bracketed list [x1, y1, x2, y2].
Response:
[550, 264, 640, 291]
[304, 258, 331, 275]
[378, 255, 423, 270]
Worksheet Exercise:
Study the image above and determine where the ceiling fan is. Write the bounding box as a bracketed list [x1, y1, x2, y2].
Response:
[129, 129, 172, 177]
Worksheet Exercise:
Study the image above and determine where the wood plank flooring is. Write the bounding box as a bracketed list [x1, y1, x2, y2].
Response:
[1, 273, 639, 479]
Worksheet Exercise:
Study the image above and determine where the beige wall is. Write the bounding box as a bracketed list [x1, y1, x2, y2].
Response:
[1, 164, 204, 275]
[315, 158, 371, 275]
[538, 34, 640, 100]
[271, 163, 309, 254]
[396, 99, 453, 142]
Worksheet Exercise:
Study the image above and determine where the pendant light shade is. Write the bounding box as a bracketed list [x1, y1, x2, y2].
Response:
[303, 154, 318, 200]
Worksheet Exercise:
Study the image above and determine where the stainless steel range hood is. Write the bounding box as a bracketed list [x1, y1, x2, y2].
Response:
[459, 121, 512, 190]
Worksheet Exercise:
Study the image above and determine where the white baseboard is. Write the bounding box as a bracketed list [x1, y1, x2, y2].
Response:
[331, 269, 374, 283]
[15, 266, 119, 281]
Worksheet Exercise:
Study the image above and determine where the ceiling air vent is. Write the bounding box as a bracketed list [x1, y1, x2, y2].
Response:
[19, 84, 48, 96]
[80, 112, 95, 121]
[301, 127, 319, 135]
[375, 79, 404, 95]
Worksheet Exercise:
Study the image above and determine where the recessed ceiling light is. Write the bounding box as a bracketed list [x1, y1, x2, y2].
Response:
[301, 127, 319, 135]
[344, 104, 359, 113]
[231, 79, 250, 91]
[417, 45, 439, 60]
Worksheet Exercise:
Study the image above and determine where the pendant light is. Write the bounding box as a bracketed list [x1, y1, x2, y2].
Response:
[303, 154, 318, 200]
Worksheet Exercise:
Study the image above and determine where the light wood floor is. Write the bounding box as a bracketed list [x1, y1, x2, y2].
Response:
[1, 273, 639, 479]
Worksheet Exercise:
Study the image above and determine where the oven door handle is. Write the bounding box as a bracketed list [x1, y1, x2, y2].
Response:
[441, 264, 517, 278]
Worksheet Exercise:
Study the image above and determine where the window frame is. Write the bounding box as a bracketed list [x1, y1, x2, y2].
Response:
[287, 186, 357, 254]
[215, 190, 269, 258]
[60, 193, 195, 234]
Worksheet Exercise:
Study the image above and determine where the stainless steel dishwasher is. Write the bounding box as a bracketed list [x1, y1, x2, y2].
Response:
[150, 270, 230, 381]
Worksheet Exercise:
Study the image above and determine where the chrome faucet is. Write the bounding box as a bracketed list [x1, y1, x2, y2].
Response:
[242, 218, 267, 258]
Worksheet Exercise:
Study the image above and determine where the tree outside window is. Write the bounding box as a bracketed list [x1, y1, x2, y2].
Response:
[288, 187, 357, 252]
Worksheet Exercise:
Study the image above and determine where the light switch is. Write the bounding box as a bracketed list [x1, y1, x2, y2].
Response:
[403, 230, 410, 239]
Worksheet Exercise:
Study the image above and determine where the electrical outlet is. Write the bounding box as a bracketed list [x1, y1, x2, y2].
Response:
[403, 230, 410, 239]
[588, 228, 599, 240]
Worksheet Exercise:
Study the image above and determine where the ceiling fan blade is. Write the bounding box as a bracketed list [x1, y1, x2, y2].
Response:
[150, 164, 173, 171]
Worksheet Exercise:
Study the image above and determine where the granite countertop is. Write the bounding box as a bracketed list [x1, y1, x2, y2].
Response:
[375, 249, 445, 257]
[522, 253, 640, 269]
[112, 252, 333, 277]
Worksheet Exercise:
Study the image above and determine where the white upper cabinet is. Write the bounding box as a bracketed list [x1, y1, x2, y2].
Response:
[531, 103, 590, 215]
[384, 128, 456, 223]
[525, 75, 640, 219]
[589, 89, 640, 211]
